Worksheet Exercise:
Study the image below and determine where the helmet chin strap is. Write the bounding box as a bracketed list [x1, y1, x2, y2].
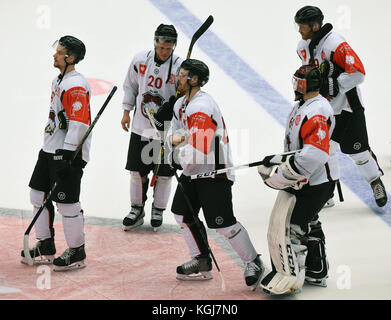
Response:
[58, 55, 71, 85]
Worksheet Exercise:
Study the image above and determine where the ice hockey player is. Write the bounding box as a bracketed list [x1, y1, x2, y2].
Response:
[21, 35, 90, 271]
[121, 24, 183, 231]
[295, 5, 387, 208]
[258, 65, 339, 294]
[169, 59, 264, 289]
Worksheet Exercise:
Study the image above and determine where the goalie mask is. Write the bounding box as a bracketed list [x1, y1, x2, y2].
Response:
[292, 64, 321, 99]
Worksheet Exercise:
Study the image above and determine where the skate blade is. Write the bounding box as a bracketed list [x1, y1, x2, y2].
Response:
[21, 255, 55, 265]
[305, 278, 327, 287]
[251, 266, 266, 292]
[122, 218, 144, 231]
[53, 260, 86, 272]
[176, 271, 213, 281]
[323, 200, 335, 208]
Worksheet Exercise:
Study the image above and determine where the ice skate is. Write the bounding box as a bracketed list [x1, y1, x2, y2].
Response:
[21, 238, 56, 265]
[323, 197, 335, 208]
[150, 204, 163, 231]
[305, 276, 328, 287]
[370, 177, 387, 207]
[176, 254, 213, 281]
[53, 245, 86, 271]
[122, 205, 145, 231]
[244, 254, 265, 291]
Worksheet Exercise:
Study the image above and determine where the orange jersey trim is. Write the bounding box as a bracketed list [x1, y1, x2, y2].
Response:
[62, 86, 91, 125]
[300, 114, 330, 154]
[187, 112, 217, 155]
[333, 41, 366, 75]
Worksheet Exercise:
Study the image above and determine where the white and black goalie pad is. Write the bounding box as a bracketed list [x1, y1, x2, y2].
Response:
[261, 191, 300, 295]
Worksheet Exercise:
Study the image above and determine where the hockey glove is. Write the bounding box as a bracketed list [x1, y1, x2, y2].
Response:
[319, 60, 344, 79]
[53, 149, 73, 182]
[261, 153, 294, 168]
[258, 156, 308, 190]
[319, 77, 339, 100]
[153, 95, 179, 130]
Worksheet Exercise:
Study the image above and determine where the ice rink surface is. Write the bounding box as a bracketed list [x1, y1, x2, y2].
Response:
[1, 0, 391, 302]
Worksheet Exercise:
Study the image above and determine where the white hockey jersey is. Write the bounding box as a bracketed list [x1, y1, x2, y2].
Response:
[297, 28, 366, 115]
[122, 50, 183, 139]
[285, 95, 339, 186]
[170, 91, 235, 181]
[43, 70, 92, 162]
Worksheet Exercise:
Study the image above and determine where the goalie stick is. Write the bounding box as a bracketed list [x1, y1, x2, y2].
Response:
[23, 86, 118, 266]
[150, 15, 214, 187]
[190, 149, 301, 180]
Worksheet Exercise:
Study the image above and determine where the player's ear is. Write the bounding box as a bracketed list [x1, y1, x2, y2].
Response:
[312, 22, 320, 32]
[65, 54, 75, 64]
[190, 75, 199, 87]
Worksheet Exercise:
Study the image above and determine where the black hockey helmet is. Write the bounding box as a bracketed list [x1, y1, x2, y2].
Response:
[294, 6, 324, 27]
[180, 59, 209, 87]
[54, 35, 86, 64]
[292, 64, 321, 96]
[154, 24, 178, 44]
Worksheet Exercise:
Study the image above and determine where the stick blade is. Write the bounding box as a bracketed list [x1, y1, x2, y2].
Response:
[187, 15, 214, 58]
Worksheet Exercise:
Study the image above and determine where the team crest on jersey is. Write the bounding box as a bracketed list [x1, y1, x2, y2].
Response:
[139, 64, 147, 76]
[154, 68, 159, 75]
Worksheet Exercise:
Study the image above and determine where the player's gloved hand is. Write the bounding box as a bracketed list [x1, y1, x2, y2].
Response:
[319, 60, 344, 78]
[319, 60, 343, 100]
[153, 95, 180, 130]
[261, 153, 293, 168]
[258, 156, 308, 190]
[319, 77, 339, 100]
[53, 149, 73, 182]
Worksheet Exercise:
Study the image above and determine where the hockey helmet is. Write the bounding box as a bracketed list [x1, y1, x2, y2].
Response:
[292, 64, 321, 95]
[179, 59, 209, 87]
[294, 6, 324, 27]
[154, 24, 178, 45]
[53, 35, 86, 64]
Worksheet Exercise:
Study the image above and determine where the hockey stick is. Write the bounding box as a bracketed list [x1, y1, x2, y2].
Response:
[190, 149, 301, 180]
[23, 86, 118, 266]
[150, 15, 214, 187]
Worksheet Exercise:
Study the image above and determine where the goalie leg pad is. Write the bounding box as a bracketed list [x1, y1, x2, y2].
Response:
[266, 191, 297, 277]
[261, 191, 308, 295]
